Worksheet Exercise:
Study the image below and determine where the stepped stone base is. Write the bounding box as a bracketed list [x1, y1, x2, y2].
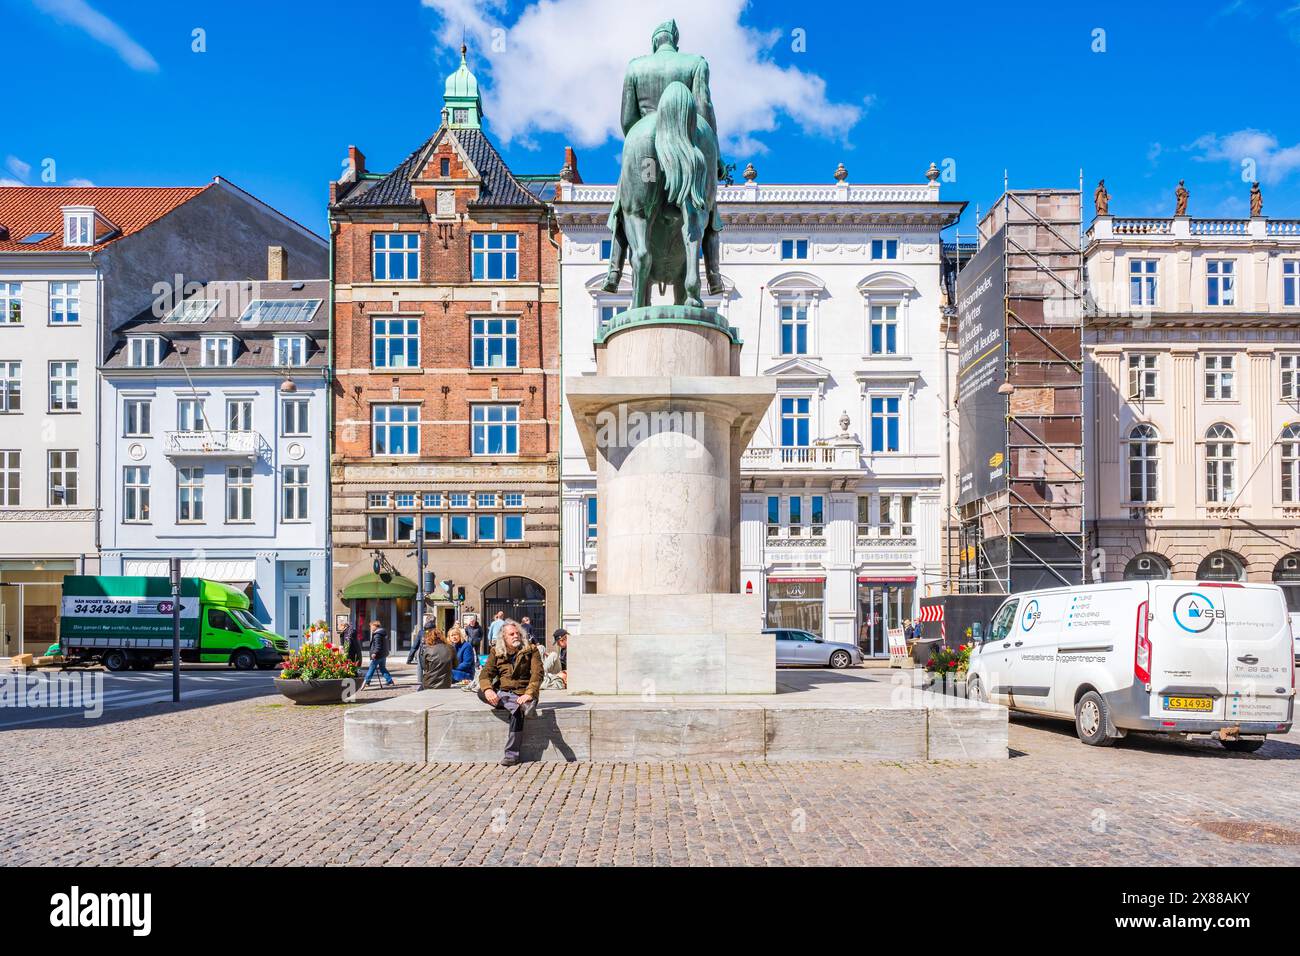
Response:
[569, 593, 774, 695]
[342, 670, 1008, 764]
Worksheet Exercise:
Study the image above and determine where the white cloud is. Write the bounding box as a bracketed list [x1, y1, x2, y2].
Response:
[6, 156, 31, 181]
[1187, 128, 1300, 185]
[65, 178, 96, 187]
[420, 0, 862, 155]
[0, 179, 25, 188]
[33, 0, 160, 73]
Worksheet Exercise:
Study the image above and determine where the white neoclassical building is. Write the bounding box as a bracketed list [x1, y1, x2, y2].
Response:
[555, 170, 964, 655]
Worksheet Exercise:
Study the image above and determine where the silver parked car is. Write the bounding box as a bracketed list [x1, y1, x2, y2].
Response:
[764, 628, 862, 668]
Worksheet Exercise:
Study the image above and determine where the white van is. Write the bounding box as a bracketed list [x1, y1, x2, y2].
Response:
[967, 581, 1295, 750]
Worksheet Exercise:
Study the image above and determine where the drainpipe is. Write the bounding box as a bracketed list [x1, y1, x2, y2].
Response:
[941, 307, 953, 593]
[92, 251, 103, 573]
[547, 204, 562, 630]
[325, 216, 336, 633]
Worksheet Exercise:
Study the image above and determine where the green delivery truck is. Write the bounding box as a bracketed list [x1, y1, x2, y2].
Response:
[58, 576, 290, 671]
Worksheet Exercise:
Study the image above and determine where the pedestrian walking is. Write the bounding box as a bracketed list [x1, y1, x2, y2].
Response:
[477, 620, 542, 766]
[463, 615, 485, 655]
[361, 620, 395, 688]
[339, 620, 363, 669]
[418, 627, 456, 690]
[486, 610, 506, 648]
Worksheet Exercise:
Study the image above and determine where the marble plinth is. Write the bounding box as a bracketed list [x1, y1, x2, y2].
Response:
[341, 669, 1009, 764]
[569, 593, 773, 695]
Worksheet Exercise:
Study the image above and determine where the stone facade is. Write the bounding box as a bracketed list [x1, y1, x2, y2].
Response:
[328, 53, 560, 650]
[1085, 209, 1300, 607]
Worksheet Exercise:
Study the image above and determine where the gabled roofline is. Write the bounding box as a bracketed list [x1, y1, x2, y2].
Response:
[210, 177, 327, 246]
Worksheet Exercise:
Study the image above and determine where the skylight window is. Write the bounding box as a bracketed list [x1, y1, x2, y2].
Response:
[18, 232, 53, 244]
[238, 299, 320, 325]
[164, 299, 220, 323]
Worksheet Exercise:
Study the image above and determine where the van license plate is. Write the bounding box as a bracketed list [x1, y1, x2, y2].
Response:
[1163, 696, 1213, 712]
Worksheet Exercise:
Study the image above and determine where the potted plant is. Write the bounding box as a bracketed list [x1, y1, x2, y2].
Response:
[275, 641, 359, 705]
[923, 643, 971, 694]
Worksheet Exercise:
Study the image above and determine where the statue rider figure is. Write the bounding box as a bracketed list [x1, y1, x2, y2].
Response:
[602, 19, 726, 297]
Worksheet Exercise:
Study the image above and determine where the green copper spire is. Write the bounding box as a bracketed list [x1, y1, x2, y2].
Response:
[443, 44, 482, 129]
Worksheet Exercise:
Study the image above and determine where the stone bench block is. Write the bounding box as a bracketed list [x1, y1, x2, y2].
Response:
[764, 707, 927, 762]
[342, 696, 436, 763]
[922, 694, 1009, 761]
[589, 705, 765, 761]
[426, 704, 591, 762]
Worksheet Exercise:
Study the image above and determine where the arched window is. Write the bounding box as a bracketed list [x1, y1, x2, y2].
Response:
[1205, 424, 1236, 503]
[1281, 425, 1300, 503]
[1273, 553, 1300, 614]
[1123, 553, 1170, 580]
[1127, 424, 1159, 502]
[481, 576, 547, 639]
[1197, 550, 1245, 582]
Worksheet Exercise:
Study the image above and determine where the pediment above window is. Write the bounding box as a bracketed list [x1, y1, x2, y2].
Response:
[857, 271, 919, 297]
[766, 270, 827, 298]
[764, 356, 831, 380]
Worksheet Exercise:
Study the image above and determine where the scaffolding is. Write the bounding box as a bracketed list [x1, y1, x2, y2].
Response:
[958, 188, 1085, 594]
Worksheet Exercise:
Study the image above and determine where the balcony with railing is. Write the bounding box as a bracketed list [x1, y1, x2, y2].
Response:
[559, 181, 939, 205]
[163, 429, 263, 459]
[1090, 214, 1300, 242]
[741, 441, 862, 473]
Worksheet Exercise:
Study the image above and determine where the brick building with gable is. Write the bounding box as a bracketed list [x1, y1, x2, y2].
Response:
[328, 47, 560, 651]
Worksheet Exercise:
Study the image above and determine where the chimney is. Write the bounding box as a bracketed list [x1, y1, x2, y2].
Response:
[347, 145, 366, 179]
[268, 246, 287, 281]
[559, 146, 582, 184]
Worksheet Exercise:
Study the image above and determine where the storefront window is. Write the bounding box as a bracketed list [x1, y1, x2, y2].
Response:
[765, 579, 824, 635]
[0, 560, 76, 656]
[856, 578, 915, 658]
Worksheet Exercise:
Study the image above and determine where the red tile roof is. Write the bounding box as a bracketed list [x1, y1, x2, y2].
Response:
[0, 185, 211, 252]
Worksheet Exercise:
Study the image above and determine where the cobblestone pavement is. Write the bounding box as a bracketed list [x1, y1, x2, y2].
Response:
[3, 670, 1299, 866]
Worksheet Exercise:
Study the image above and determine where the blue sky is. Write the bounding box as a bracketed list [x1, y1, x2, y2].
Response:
[5, 0, 1300, 237]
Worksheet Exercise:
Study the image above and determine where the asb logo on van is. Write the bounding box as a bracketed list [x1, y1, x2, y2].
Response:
[1173, 591, 1226, 633]
[1020, 599, 1041, 631]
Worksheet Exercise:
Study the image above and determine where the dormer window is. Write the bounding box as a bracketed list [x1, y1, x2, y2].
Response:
[127, 336, 162, 368]
[62, 207, 95, 246]
[275, 334, 308, 367]
[201, 335, 236, 367]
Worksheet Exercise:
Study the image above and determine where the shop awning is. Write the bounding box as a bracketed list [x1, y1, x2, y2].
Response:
[341, 571, 417, 600]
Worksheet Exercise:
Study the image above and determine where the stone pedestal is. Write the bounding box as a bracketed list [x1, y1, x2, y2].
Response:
[565, 308, 776, 695]
[568, 592, 773, 695]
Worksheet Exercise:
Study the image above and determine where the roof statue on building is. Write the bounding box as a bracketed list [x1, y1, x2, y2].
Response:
[601, 19, 726, 308]
[1094, 179, 1110, 216]
[1251, 181, 1263, 218]
[1175, 179, 1189, 217]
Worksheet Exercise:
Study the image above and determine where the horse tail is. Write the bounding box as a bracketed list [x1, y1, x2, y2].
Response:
[654, 81, 707, 217]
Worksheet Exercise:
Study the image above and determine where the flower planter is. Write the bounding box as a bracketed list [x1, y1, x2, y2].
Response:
[275, 677, 356, 705]
[924, 670, 969, 697]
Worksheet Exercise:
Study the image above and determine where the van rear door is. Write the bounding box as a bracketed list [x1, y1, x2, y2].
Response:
[1219, 584, 1293, 725]
[1148, 583, 1229, 720]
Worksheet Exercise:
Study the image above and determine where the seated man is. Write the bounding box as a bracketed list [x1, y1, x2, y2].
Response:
[541, 629, 568, 690]
[476, 620, 543, 767]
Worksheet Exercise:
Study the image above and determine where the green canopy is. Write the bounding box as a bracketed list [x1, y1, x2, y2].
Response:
[341, 571, 417, 600]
